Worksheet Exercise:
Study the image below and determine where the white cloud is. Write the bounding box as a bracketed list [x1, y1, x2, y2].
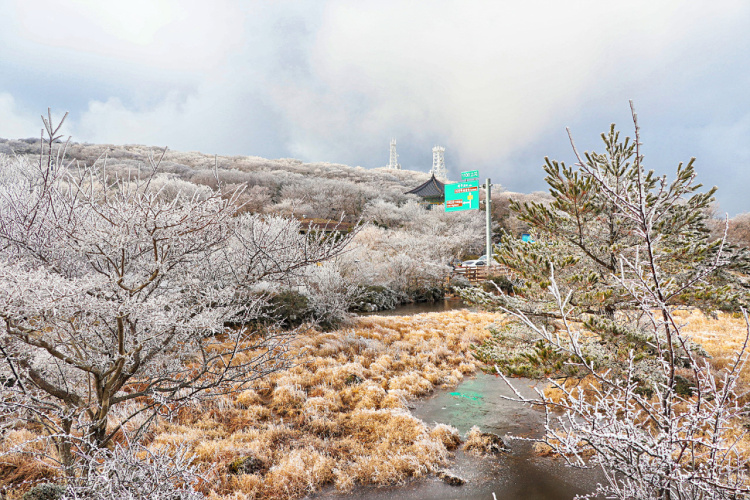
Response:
[74, 72, 288, 157]
[4, 0, 750, 212]
[76, 86, 245, 153]
[9, 0, 245, 73]
[0, 93, 42, 139]
[273, 0, 749, 165]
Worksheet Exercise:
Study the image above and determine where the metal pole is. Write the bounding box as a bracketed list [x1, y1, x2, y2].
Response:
[486, 178, 492, 268]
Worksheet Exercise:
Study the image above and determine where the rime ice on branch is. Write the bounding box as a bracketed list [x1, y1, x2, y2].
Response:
[465, 102, 750, 499]
[0, 111, 358, 477]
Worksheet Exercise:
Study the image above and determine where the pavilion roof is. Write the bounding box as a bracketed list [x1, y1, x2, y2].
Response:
[405, 174, 445, 198]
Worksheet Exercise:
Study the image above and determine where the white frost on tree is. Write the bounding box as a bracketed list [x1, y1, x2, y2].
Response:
[488, 104, 750, 499]
[0, 113, 358, 483]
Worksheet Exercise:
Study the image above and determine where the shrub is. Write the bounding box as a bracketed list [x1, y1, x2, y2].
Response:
[448, 275, 471, 289]
[350, 285, 401, 312]
[481, 275, 516, 295]
[21, 484, 64, 500]
[407, 285, 445, 303]
[263, 290, 314, 329]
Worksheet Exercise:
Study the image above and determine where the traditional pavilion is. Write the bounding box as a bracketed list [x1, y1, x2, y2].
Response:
[405, 174, 445, 209]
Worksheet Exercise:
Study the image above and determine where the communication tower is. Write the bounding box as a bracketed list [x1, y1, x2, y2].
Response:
[386, 139, 401, 170]
[430, 146, 447, 180]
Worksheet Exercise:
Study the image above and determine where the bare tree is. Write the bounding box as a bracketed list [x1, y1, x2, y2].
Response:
[0, 113, 358, 477]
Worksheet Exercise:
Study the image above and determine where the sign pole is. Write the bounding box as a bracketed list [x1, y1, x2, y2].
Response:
[485, 178, 492, 269]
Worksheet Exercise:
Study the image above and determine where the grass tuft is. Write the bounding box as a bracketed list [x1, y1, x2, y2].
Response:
[1, 311, 498, 500]
[430, 423, 462, 451]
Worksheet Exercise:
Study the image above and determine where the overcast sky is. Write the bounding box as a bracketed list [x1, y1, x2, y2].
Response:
[1, 1, 749, 214]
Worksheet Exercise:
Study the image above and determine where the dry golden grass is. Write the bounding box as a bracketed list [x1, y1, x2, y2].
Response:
[148, 310, 497, 499]
[0, 429, 62, 497]
[674, 310, 750, 388]
[0, 457, 60, 499]
[537, 310, 750, 463]
[463, 426, 495, 456]
[530, 434, 596, 459]
[542, 375, 603, 405]
[430, 423, 462, 451]
[673, 310, 750, 462]
[6, 309, 750, 497]
[463, 425, 510, 456]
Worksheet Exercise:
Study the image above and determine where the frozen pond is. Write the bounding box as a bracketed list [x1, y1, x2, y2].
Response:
[311, 372, 603, 500]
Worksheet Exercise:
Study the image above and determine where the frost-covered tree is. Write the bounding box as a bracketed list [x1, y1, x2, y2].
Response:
[492, 118, 749, 322]
[474, 104, 750, 499]
[301, 261, 361, 328]
[490, 190, 552, 238]
[0, 113, 357, 474]
[343, 202, 485, 307]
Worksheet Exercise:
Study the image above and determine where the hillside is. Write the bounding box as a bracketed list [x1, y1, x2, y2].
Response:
[0, 136, 489, 313]
[0, 137, 435, 221]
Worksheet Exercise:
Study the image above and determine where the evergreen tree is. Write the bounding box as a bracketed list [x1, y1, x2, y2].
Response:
[466, 105, 750, 498]
[489, 124, 750, 324]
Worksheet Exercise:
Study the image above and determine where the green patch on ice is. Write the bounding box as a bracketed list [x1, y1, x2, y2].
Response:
[449, 392, 483, 401]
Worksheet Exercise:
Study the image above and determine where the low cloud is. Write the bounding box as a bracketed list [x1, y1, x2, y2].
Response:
[0, 93, 44, 139]
[2, 1, 750, 212]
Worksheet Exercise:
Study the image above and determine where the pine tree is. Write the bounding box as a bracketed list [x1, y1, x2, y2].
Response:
[466, 104, 750, 499]
[490, 123, 750, 324]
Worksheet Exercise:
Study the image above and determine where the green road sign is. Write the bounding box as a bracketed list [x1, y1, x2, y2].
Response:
[461, 170, 479, 179]
[445, 180, 479, 212]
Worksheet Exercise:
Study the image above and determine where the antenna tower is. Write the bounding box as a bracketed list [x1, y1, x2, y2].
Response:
[430, 146, 447, 180]
[386, 139, 401, 169]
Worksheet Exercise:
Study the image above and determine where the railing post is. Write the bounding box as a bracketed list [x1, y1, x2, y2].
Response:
[486, 178, 492, 270]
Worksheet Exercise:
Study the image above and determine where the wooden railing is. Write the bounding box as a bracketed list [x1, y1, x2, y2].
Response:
[452, 265, 514, 283]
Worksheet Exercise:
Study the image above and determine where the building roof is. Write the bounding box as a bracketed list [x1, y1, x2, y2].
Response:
[405, 174, 445, 198]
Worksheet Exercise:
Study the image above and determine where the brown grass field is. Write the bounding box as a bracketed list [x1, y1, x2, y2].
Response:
[151, 310, 497, 499]
[3, 309, 750, 499]
[674, 310, 750, 389]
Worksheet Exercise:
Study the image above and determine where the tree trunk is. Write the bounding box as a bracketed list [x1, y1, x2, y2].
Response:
[56, 417, 75, 478]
